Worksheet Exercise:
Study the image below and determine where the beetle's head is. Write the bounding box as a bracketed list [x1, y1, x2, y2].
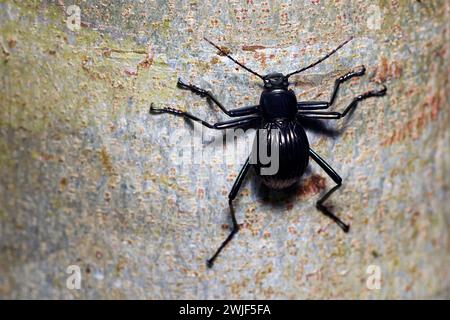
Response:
[263, 73, 289, 90]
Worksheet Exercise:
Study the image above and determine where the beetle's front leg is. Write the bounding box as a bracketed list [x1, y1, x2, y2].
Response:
[177, 78, 259, 117]
[328, 65, 366, 106]
[298, 85, 387, 120]
[297, 65, 367, 111]
[149, 103, 261, 129]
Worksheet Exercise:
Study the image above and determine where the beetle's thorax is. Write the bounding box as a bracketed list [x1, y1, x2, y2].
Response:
[259, 88, 298, 121]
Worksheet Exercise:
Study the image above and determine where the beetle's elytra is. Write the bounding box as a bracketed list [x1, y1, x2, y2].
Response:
[150, 37, 387, 268]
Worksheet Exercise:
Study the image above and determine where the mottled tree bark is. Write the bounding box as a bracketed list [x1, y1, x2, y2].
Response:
[0, 1, 448, 299]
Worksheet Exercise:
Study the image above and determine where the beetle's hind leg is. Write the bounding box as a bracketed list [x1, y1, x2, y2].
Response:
[309, 148, 349, 232]
[207, 157, 251, 268]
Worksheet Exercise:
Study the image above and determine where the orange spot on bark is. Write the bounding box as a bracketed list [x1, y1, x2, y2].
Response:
[242, 45, 266, 52]
[298, 174, 327, 197]
[381, 90, 444, 147]
[373, 56, 403, 83]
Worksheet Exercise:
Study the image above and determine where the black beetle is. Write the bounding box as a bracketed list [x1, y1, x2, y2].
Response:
[150, 37, 387, 267]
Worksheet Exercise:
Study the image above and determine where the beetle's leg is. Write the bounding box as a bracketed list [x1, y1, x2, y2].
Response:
[177, 78, 260, 117]
[309, 148, 349, 233]
[297, 65, 367, 111]
[298, 85, 387, 119]
[207, 157, 251, 268]
[297, 101, 329, 110]
[328, 65, 367, 106]
[150, 104, 260, 129]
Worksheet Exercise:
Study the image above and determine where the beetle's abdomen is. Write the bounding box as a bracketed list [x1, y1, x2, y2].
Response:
[252, 120, 310, 190]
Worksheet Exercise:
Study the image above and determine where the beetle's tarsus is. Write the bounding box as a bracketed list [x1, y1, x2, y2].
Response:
[342, 223, 350, 233]
[176, 77, 189, 89]
[360, 85, 387, 100]
[338, 65, 366, 83]
[316, 202, 350, 233]
[149, 103, 162, 113]
[177, 78, 208, 97]
[355, 65, 366, 76]
[374, 84, 387, 96]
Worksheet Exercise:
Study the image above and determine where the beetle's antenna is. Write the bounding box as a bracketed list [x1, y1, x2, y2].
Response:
[204, 37, 264, 79]
[286, 37, 353, 78]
